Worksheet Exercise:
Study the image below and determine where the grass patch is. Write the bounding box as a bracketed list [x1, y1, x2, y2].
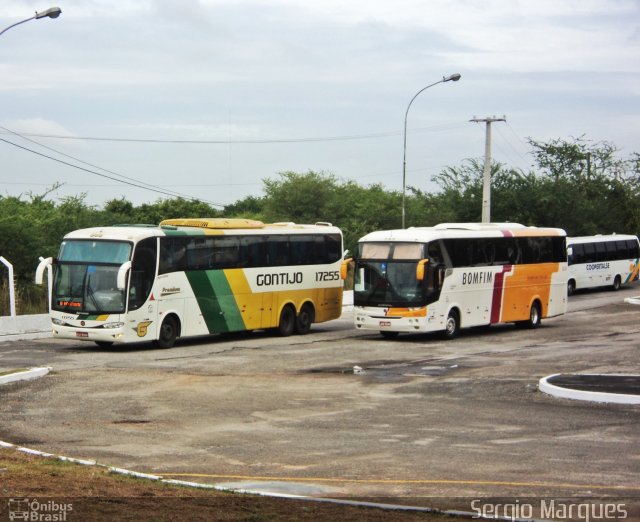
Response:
[0, 447, 464, 521]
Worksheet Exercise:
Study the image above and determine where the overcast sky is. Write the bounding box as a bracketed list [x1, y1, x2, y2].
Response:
[1, 0, 639, 209]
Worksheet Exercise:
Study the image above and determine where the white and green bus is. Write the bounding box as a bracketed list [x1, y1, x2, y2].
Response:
[566, 234, 640, 295]
[36, 218, 345, 348]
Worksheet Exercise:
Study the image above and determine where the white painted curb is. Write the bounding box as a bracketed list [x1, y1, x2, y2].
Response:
[624, 296, 640, 305]
[539, 374, 640, 405]
[0, 367, 52, 385]
[0, 440, 494, 519]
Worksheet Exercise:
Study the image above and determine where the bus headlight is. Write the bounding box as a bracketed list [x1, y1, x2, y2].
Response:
[52, 318, 65, 326]
[102, 322, 124, 329]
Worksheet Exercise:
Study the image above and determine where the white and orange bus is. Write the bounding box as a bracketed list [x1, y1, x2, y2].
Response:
[36, 218, 345, 348]
[352, 223, 567, 339]
[566, 234, 640, 295]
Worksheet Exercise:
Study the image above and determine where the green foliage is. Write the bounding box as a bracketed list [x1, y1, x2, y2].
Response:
[1, 136, 639, 316]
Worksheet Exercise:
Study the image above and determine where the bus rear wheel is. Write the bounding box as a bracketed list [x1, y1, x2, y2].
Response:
[612, 275, 621, 291]
[518, 301, 541, 329]
[277, 305, 296, 337]
[155, 316, 179, 348]
[295, 303, 315, 335]
[443, 309, 460, 340]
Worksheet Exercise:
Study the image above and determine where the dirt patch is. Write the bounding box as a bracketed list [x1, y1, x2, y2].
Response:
[0, 448, 467, 521]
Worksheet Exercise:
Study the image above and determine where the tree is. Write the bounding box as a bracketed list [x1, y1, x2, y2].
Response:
[262, 171, 338, 224]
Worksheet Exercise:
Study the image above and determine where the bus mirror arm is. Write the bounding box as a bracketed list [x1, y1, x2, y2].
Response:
[117, 261, 132, 290]
[416, 259, 429, 282]
[35, 257, 53, 285]
[340, 258, 353, 280]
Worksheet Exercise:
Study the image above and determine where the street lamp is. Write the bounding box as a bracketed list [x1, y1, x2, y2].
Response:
[0, 7, 62, 37]
[401, 73, 461, 229]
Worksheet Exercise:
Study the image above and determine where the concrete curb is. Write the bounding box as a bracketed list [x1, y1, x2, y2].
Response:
[0, 314, 51, 343]
[539, 374, 640, 405]
[0, 367, 52, 386]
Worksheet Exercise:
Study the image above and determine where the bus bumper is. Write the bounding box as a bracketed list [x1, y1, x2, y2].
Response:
[51, 323, 127, 344]
[354, 307, 426, 333]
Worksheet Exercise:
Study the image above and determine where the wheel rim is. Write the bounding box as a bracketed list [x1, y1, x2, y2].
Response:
[299, 311, 311, 329]
[446, 315, 457, 334]
[161, 320, 175, 342]
[531, 305, 540, 325]
[279, 307, 295, 335]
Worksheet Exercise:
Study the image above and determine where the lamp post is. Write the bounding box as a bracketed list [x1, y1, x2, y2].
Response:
[0, 7, 62, 37]
[401, 73, 461, 229]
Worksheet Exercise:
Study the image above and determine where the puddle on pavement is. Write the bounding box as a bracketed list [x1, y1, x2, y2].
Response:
[304, 359, 462, 383]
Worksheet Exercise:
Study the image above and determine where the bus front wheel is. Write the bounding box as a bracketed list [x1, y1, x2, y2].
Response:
[567, 279, 576, 296]
[443, 309, 460, 340]
[295, 303, 315, 335]
[155, 316, 179, 348]
[277, 305, 296, 337]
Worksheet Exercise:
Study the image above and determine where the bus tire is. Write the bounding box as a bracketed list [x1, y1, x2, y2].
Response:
[95, 341, 114, 348]
[519, 301, 541, 329]
[277, 305, 296, 337]
[443, 309, 460, 340]
[567, 279, 576, 296]
[380, 330, 399, 339]
[155, 316, 179, 348]
[295, 303, 315, 335]
[612, 275, 621, 291]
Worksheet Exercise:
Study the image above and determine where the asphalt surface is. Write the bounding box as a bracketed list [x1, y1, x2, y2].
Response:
[0, 285, 639, 510]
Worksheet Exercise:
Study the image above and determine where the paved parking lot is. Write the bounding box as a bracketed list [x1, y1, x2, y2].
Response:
[0, 285, 639, 507]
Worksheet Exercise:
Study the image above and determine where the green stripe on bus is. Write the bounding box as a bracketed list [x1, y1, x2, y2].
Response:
[185, 270, 245, 333]
[162, 229, 205, 236]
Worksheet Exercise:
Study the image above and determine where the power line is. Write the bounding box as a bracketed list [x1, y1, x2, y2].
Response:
[0, 138, 226, 208]
[1, 125, 225, 205]
[0, 121, 468, 145]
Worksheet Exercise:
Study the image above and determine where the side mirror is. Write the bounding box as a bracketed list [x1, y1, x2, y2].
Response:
[340, 258, 353, 280]
[416, 259, 429, 281]
[35, 257, 53, 285]
[117, 261, 132, 290]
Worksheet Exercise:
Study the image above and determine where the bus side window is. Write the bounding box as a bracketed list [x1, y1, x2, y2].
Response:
[583, 242, 595, 263]
[267, 236, 289, 266]
[325, 234, 342, 263]
[159, 237, 187, 274]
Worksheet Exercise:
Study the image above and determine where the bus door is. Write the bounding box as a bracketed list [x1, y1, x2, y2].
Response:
[127, 237, 159, 342]
[260, 291, 275, 329]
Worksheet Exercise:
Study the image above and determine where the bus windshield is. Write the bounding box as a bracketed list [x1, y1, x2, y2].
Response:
[59, 240, 132, 264]
[53, 240, 132, 314]
[354, 261, 423, 307]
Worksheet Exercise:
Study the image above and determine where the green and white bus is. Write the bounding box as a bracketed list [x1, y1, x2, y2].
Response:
[36, 218, 345, 348]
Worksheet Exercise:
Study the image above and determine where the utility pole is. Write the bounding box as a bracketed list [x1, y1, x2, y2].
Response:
[470, 116, 506, 223]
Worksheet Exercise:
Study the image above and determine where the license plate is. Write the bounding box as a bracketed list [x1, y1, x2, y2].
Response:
[379, 321, 391, 327]
[76, 332, 88, 338]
